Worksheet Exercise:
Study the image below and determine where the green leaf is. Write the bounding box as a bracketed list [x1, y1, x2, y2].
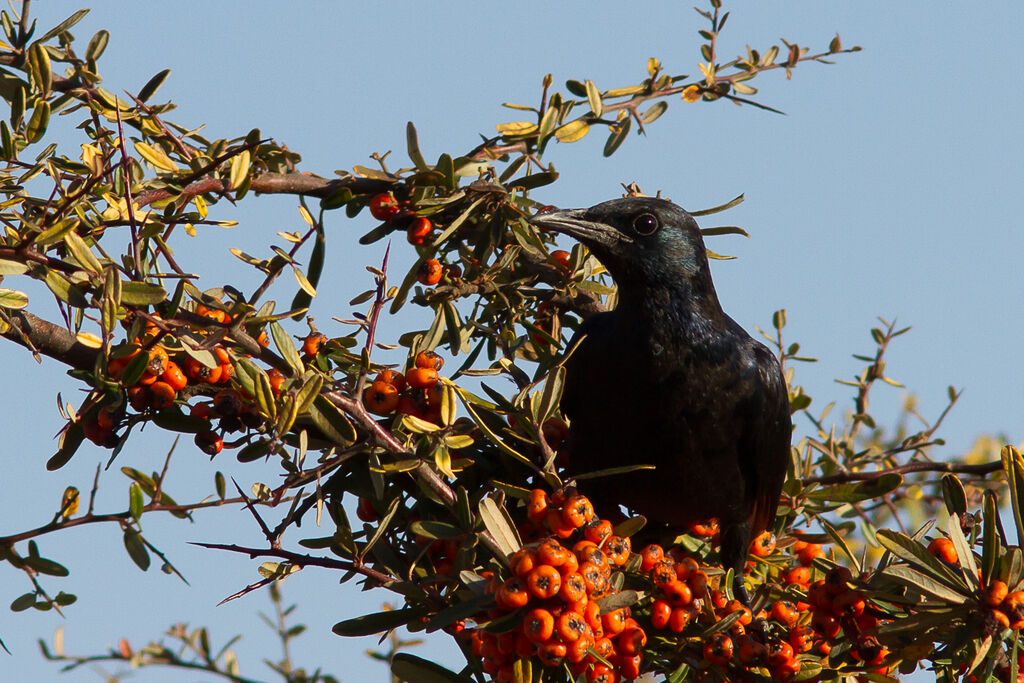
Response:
[805, 472, 902, 503]
[122, 528, 151, 571]
[478, 496, 520, 558]
[880, 564, 968, 603]
[229, 148, 251, 190]
[642, 101, 668, 124]
[947, 514, 980, 589]
[332, 608, 422, 637]
[137, 68, 170, 103]
[63, 230, 103, 274]
[47, 424, 84, 471]
[37, 9, 90, 43]
[85, 29, 109, 62]
[585, 79, 602, 117]
[128, 482, 144, 522]
[982, 490, 1001, 586]
[875, 529, 970, 594]
[24, 555, 69, 577]
[406, 121, 428, 171]
[134, 141, 178, 172]
[308, 396, 356, 446]
[25, 99, 50, 144]
[409, 520, 464, 540]
[554, 119, 589, 143]
[11, 593, 36, 612]
[0, 288, 29, 309]
[941, 473, 967, 517]
[690, 193, 745, 217]
[602, 118, 631, 157]
[270, 321, 304, 376]
[391, 653, 472, 683]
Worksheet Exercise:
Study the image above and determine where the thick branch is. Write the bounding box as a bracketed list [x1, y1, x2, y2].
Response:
[132, 173, 393, 209]
[802, 459, 1002, 486]
[0, 310, 98, 371]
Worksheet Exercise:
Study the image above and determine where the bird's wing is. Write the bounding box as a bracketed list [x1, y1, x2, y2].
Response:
[740, 341, 792, 536]
[559, 312, 611, 422]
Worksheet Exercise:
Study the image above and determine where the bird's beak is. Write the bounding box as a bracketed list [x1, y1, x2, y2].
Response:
[529, 208, 630, 249]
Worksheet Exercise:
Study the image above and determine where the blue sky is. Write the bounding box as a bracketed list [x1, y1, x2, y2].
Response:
[3, 2, 1022, 681]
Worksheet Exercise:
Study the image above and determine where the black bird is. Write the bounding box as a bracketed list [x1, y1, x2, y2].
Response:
[530, 197, 791, 604]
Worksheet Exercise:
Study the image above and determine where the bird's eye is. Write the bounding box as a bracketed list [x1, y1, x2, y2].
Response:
[633, 213, 659, 236]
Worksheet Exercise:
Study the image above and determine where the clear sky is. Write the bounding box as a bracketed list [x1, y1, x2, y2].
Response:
[3, 2, 1022, 681]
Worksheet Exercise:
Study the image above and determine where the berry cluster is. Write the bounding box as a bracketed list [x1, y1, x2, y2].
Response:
[367, 191, 436, 246]
[469, 489, 640, 683]
[79, 305, 291, 458]
[361, 350, 447, 422]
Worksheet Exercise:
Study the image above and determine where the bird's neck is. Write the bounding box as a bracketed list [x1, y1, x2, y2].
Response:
[615, 279, 726, 355]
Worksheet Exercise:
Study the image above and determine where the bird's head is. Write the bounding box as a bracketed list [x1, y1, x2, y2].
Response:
[530, 197, 714, 297]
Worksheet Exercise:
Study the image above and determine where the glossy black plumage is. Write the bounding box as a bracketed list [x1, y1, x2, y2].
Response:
[530, 197, 791, 603]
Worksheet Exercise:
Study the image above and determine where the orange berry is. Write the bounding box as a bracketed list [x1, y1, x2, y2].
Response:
[561, 494, 595, 528]
[405, 366, 438, 389]
[668, 606, 695, 633]
[495, 577, 529, 610]
[640, 544, 664, 571]
[144, 346, 169, 378]
[212, 388, 242, 417]
[356, 497, 378, 522]
[834, 590, 866, 618]
[185, 356, 222, 384]
[161, 360, 188, 391]
[536, 639, 566, 667]
[417, 258, 443, 286]
[302, 332, 327, 356]
[267, 368, 285, 395]
[604, 535, 631, 566]
[414, 350, 444, 370]
[510, 548, 538, 578]
[983, 580, 1009, 608]
[406, 216, 433, 245]
[584, 519, 613, 545]
[536, 538, 570, 567]
[618, 654, 642, 680]
[751, 530, 776, 557]
[559, 572, 587, 604]
[688, 518, 719, 538]
[704, 632, 733, 666]
[662, 580, 693, 608]
[363, 380, 399, 415]
[736, 635, 768, 666]
[194, 430, 223, 456]
[601, 608, 628, 636]
[149, 381, 176, 410]
[617, 626, 646, 656]
[555, 611, 589, 643]
[1002, 590, 1024, 627]
[527, 489, 548, 524]
[551, 249, 571, 270]
[798, 542, 824, 566]
[526, 564, 562, 600]
[368, 192, 401, 221]
[789, 624, 814, 653]
[523, 607, 555, 644]
[771, 600, 800, 627]
[375, 368, 406, 391]
[650, 599, 672, 629]
[781, 565, 811, 587]
[928, 537, 958, 564]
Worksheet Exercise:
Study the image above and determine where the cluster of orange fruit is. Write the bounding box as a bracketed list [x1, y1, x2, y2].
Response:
[361, 350, 447, 422]
[368, 191, 435, 246]
[468, 489, 640, 683]
[454, 486, 912, 682]
[81, 306, 295, 457]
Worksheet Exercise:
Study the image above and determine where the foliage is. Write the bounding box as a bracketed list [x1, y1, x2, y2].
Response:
[1, 2, 1021, 682]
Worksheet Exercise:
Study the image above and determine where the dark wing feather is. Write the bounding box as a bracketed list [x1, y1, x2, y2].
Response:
[740, 341, 792, 536]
